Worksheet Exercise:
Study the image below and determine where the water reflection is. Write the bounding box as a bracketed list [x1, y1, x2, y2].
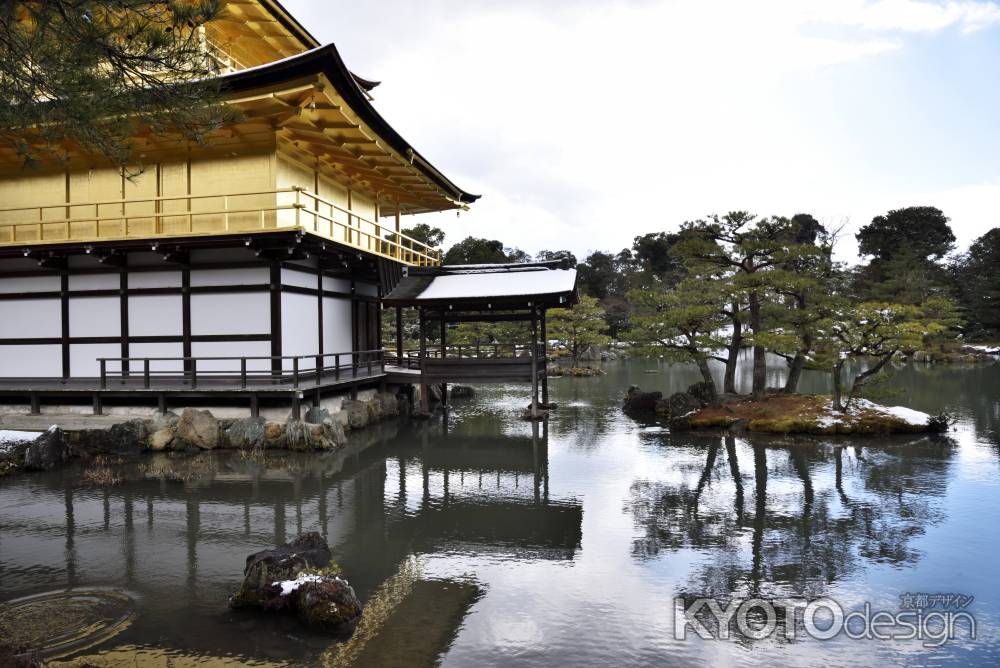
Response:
[1, 358, 999, 667]
[0, 420, 581, 664]
[627, 432, 956, 606]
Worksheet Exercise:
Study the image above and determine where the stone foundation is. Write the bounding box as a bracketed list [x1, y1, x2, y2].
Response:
[0, 387, 412, 475]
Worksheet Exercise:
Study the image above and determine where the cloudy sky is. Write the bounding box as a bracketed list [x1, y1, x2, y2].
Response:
[282, 0, 1000, 262]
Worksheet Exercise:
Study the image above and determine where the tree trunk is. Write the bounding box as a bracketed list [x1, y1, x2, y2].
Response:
[832, 360, 845, 412]
[784, 352, 805, 393]
[783, 295, 811, 394]
[749, 290, 766, 400]
[724, 301, 742, 394]
[696, 357, 719, 405]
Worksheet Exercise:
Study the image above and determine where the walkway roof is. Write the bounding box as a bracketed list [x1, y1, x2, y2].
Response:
[383, 261, 578, 310]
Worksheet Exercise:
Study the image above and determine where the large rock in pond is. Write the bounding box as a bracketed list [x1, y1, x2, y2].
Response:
[284, 419, 344, 451]
[685, 382, 715, 407]
[75, 418, 147, 455]
[175, 408, 219, 450]
[230, 532, 362, 634]
[24, 427, 70, 471]
[623, 385, 662, 413]
[656, 392, 704, 430]
[2, 430, 39, 473]
[146, 411, 179, 451]
[341, 400, 369, 430]
[293, 577, 363, 633]
[225, 416, 267, 450]
[231, 532, 332, 609]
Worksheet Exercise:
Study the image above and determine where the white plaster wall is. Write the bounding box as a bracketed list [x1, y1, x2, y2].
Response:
[190, 266, 269, 287]
[129, 342, 184, 372]
[69, 273, 120, 290]
[191, 340, 271, 372]
[129, 295, 182, 336]
[0, 299, 60, 338]
[69, 297, 120, 337]
[281, 292, 318, 370]
[190, 293, 269, 336]
[281, 266, 316, 290]
[0, 345, 61, 377]
[71, 343, 121, 377]
[129, 271, 182, 289]
[0, 275, 60, 293]
[323, 296, 352, 353]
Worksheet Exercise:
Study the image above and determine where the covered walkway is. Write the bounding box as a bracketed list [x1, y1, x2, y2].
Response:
[382, 260, 578, 416]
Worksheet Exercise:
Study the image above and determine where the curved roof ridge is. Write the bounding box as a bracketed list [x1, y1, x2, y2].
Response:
[220, 43, 480, 205]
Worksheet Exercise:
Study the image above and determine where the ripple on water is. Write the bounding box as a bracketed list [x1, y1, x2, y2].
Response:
[0, 589, 136, 659]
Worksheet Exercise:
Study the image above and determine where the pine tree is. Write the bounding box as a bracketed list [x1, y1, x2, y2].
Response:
[0, 1, 231, 169]
[628, 277, 731, 403]
[546, 296, 611, 366]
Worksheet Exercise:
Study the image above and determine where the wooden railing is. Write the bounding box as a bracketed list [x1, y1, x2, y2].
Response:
[0, 187, 442, 266]
[98, 349, 385, 390]
[386, 343, 547, 370]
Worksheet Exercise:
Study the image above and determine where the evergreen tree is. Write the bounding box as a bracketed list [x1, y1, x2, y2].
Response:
[0, 1, 231, 169]
[628, 277, 731, 403]
[950, 228, 1000, 338]
[816, 300, 955, 411]
[546, 296, 611, 366]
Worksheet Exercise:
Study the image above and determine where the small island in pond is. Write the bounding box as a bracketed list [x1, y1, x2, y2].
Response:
[682, 393, 944, 435]
[625, 386, 947, 435]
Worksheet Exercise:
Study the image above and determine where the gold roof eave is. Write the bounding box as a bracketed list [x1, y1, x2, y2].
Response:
[227, 74, 469, 216]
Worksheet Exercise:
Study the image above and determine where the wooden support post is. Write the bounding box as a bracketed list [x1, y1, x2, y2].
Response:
[30, 392, 40, 415]
[395, 307, 403, 363]
[158, 394, 167, 414]
[250, 393, 259, 418]
[440, 315, 447, 407]
[292, 392, 301, 420]
[540, 307, 549, 406]
[419, 308, 429, 413]
[530, 306, 539, 417]
[92, 393, 102, 416]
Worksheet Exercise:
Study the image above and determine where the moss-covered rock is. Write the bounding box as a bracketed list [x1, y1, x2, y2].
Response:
[293, 577, 363, 633]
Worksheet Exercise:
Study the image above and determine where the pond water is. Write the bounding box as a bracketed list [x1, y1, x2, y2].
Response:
[1, 358, 999, 667]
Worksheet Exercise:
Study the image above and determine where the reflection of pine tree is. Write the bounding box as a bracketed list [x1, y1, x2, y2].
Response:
[625, 434, 957, 638]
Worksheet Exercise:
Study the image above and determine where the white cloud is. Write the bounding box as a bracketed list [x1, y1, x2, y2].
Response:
[814, 0, 1000, 33]
[283, 0, 1000, 261]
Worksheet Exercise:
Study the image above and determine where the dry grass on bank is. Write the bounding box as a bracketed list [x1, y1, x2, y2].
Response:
[687, 394, 938, 435]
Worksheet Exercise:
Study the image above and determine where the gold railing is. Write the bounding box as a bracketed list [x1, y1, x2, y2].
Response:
[0, 187, 442, 267]
[204, 37, 247, 73]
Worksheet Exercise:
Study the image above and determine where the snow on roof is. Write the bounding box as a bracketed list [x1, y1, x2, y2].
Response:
[383, 262, 578, 307]
[418, 268, 576, 301]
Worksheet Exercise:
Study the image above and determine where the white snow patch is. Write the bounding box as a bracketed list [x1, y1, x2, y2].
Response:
[0, 430, 42, 454]
[847, 398, 931, 426]
[878, 405, 932, 427]
[276, 574, 324, 596]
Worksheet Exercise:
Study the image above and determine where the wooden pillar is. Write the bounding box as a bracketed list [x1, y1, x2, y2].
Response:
[439, 315, 447, 407]
[120, 265, 129, 377]
[530, 305, 539, 416]
[182, 264, 192, 375]
[60, 272, 69, 380]
[540, 307, 549, 406]
[419, 308, 429, 413]
[269, 261, 282, 377]
[395, 307, 403, 363]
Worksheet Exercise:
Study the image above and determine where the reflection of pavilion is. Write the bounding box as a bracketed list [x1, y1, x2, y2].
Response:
[0, 421, 580, 661]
